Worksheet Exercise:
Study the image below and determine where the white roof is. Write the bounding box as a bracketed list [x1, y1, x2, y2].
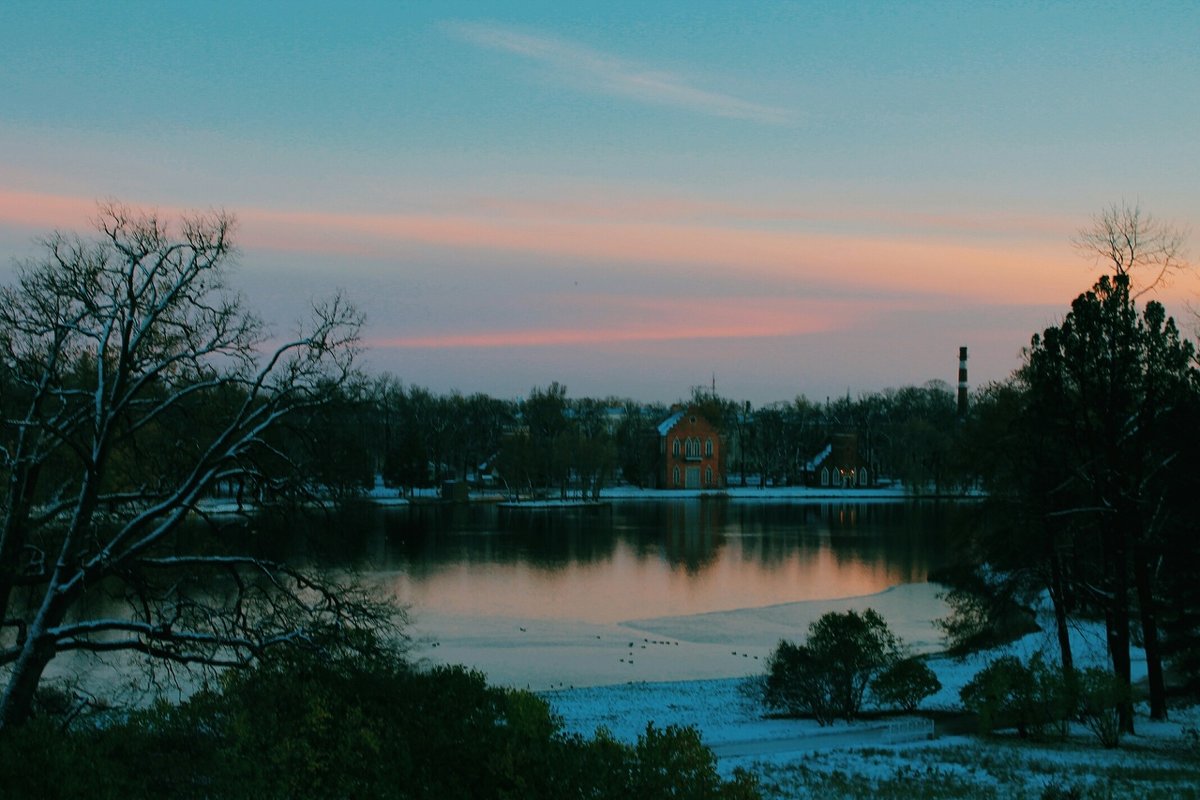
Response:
[803, 443, 833, 471]
[656, 410, 685, 436]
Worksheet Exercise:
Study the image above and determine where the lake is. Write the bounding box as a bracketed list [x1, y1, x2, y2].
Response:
[245, 498, 975, 690]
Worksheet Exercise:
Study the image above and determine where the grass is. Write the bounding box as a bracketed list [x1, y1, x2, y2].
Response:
[749, 731, 1200, 800]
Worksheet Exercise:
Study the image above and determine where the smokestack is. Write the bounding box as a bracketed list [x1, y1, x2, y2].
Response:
[957, 346, 969, 417]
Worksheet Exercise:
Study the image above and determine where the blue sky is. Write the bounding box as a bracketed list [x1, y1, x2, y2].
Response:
[2, 1, 1198, 404]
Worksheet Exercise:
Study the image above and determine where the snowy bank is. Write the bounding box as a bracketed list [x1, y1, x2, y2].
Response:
[543, 605, 1200, 797]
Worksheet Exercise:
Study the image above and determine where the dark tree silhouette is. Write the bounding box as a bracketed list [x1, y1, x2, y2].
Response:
[0, 204, 389, 729]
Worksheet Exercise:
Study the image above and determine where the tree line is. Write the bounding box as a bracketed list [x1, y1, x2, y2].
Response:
[312, 374, 975, 497]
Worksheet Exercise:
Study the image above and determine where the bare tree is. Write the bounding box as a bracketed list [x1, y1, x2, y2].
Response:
[1073, 202, 1191, 298]
[0, 203, 391, 729]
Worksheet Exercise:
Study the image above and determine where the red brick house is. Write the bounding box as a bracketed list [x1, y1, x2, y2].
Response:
[658, 407, 724, 489]
[803, 432, 872, 488]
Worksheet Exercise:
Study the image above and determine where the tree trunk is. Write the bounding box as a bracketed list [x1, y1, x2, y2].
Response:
[1134, 543, 1167, 720]
[1108, 528, 1135, 734]
[0, 631, 56, 730]
[0, 463, 40, 628]
[0, 577, 72, 730]
[1047, 546, 1074, 674]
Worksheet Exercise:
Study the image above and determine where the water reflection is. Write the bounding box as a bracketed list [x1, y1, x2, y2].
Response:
[215, 500, 973, 624]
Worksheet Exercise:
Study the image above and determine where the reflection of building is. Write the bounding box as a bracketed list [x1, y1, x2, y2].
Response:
[657, 407, 724, 489]
[660, 500, 723, 571]
[804, 433, 871, 488]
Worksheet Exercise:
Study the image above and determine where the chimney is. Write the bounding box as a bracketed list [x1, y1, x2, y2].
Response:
[957, 346, 969, 417]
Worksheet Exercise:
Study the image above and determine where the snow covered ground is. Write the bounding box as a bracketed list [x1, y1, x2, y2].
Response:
[600, 485, 938, 501]
[344, 482, 980, 506]
[537, 597, 1200, 799]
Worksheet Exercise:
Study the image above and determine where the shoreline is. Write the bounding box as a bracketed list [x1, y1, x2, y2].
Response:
[192, 487, 981, 515]
[406, 582, 952, 693]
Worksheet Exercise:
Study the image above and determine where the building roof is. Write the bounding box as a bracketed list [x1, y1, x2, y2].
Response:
[656, 410, 685, 436]
[803, 443, 833, 471]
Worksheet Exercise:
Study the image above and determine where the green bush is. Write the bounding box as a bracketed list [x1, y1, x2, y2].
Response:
[0, 719, 132, 800]
[763, 639, 833, 722]
[762, 609, 903, 724]
[1075, 667, 1128, 749]
[959, 651, 1073, 740]
[627, 723, 761, 800]
[872, 657, 942, 712]
[0, 647, 761, 800]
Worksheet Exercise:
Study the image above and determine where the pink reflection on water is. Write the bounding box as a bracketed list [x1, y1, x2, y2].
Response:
[382, 537, 913, 625]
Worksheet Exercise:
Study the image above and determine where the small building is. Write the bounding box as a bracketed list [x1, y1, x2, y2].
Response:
[804, 432, 871, 488]
[657, 407, 725, 489]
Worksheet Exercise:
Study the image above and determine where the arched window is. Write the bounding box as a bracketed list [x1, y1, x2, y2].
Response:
[672, 466, 681, 486]
[858, 467, 868, 486]
[685, 438, 700, 458]
[672, 438, 681, 457]
[704, 438, 713, 457]
[821, 467, 830, 486]
[705, 466, 713, 486]
[832, 469, 842, 487]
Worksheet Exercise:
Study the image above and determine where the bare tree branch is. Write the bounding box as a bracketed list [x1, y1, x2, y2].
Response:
[1073, 202, 1192, 298]
[0, 202, 385, 731]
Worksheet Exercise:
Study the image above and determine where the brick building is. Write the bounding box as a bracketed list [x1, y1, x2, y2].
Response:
[803, 432, 871, 488]
[657, 407, 724, 489]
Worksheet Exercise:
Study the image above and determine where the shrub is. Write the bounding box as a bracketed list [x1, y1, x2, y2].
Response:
[959, 651, 1072, 740]
[763, 640, 836, 723]
[1075, 667, 1128, 748]
[872, 657, 942, 712]
[0, 647, 762, 800]
[627, 723, 761, 800]
[960, 655, 1015, 734]
[931, 566, 1040, 656]
[762, 609, 902, 724]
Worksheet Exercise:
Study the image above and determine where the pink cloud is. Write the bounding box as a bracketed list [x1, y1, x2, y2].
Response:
[237, 206, 1076, 301]
[367, 295, 865, 350]
[0, 189, 101, 232]
[9, 188, 1187, 312]
[369, 320, 826, 349]
[455, 191, 1075, 239]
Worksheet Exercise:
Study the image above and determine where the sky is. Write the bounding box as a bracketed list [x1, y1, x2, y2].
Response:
[1, 1, 1198, 405]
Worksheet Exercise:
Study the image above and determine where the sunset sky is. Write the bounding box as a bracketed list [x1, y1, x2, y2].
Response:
[2, 1, 1197, 404]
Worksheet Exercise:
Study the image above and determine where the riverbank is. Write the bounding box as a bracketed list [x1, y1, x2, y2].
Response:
[405, 566, 1190, 796]
[541, 609, 1199, 799]
[193, 482, 979, 514]
[381, 481, 977, 506]
[546, 673, 1199, 798]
